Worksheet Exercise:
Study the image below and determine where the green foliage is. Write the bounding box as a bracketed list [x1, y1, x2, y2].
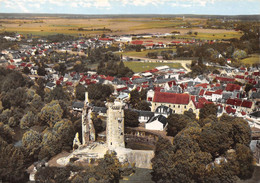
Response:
[35, 166, 71, 183]
[87, 83, 113, 101]
[233, 49, 247, 59]
[136, 100, 151, 111]
[20, 111, 38, 129]
[39, 100, 63, 127]
[235, 143, 254, 180]
[0, 122, 15, 143]
[95, 151, 121, 182]
[53, 119, 74, 148]
[199, 103, 218, 121]
[0, 139, 28, 182]
[129, 89, 141, 108]
[152, 113, 254, 182]
[166, 114, 191, 137]
[22, 129, 42, 157]
[48, 85, 69, 102]
[97, 60, 134, 78]
[124, 109, 139, 128]
[75, 84, 86, 101]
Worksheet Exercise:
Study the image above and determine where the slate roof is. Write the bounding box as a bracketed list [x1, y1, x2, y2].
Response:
[72, 101, 84, 109]
[250, 111, 260, 118]
[146, 115, 167, 126]
[92, 106, 107, 114]
[251, 92, 260, 99]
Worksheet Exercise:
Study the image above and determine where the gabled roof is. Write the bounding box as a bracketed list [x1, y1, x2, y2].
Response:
[225, 83, 241, 92]
[153, 92, 190, 105]
[226, 98, 242, 106]
[72, 101, 84, 109]
[147, 115, 167, 126]
[241, 100, 253, 108]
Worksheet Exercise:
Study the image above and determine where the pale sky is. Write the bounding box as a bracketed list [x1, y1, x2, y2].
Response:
[0, 0, 259, 15]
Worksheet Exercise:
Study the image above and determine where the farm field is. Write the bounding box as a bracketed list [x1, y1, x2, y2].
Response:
[241, 54, 260, 65]
[0, 17, 241, 39]
[119, 48, 177, 58]
[123, 61, 182, 73]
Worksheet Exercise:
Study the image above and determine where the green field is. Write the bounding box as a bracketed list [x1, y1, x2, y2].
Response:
[174, 32, 242, 40]
[120, 48, 177, 58]
[241, 54, 260, 65]
[124, 61, 182, 73]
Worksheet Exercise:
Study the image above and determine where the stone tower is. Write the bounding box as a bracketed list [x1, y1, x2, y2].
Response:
[106, 100, 125, 149]
[82, 92, 95, 145]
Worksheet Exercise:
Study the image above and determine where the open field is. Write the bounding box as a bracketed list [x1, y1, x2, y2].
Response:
[119, 48, 177, 57]
[241, 54, 260, 65]
[0, 17, 241, 39]
[124, 61, 182, 73]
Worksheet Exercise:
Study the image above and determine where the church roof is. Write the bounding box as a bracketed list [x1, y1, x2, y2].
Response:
[153, 92, 190, 105]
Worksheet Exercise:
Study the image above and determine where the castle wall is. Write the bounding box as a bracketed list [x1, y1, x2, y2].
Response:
[126, 150, 154, 169]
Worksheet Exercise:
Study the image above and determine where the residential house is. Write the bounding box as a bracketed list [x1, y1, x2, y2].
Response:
[145, 115, 167, 131]
[72, 101, 84, 112]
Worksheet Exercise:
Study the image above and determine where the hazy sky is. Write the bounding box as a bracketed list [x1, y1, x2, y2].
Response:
[0, 0, 259, 15]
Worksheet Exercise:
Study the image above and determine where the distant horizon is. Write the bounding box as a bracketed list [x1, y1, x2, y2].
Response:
[0, 13, 259, 17]
[0, 0, 259, 16]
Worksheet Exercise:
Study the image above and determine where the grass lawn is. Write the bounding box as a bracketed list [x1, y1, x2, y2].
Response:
[120, 48, 177, 58]
[241, 54, 260, 65]
[124, 61, 182, 73]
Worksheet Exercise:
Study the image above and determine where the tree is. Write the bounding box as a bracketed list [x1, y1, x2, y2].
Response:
[245, 83, 253, 93]
[0, 139, 28, 182]
[235, 143, 254, 180]
[20, 111, 38, 129]
[166, 114, 190, 137]
[37, 66, 46, 76]
[95, 151, 121, 182]
[199, 121, 233, 157]
[48, 85, 69, 101]
[22, 67, 31, 74]
[0, 122, 15, 143]
[129, 89, 140, 108]
[22, 129, 42, 157]
[53, 119, 75, 150]
[35, 166, 71, 183]
[199, 103, 217, 120]
[136, 100, 150, 111]
[86, 83, 113, 101]
[38, 100, 63, 127]
[75, 84, 86, 101]
[124, 109, 139, 127]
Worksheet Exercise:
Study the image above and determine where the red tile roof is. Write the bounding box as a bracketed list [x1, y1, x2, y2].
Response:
[225, 106, 236, 114]
[216, 76, 235, 82]
[117, 87, 128, 92]
[199, 89, 205, 96]
[241, 100, 253, 108]
[195, 83, 208, 88]
[121, 77, 130, 81]
[235, 75, 245, 79]
[153, 92, 190, 105]
[225, 83, 241, 92]
[226, 98, 242, 106]
[105, 76, 114, 81]
[131, 40, 143, 45]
